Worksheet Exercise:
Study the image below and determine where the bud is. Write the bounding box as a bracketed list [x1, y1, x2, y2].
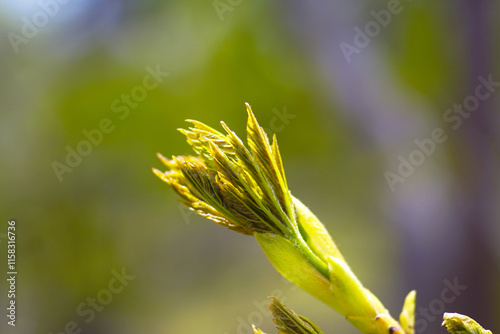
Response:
[442, 313, 492, 334]
[252, 325, 266, 334]
[268, 297, 324, 334]
[154, 103, 414, 334]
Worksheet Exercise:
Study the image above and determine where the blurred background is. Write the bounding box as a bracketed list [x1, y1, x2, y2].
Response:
[1, 0, 499, 334]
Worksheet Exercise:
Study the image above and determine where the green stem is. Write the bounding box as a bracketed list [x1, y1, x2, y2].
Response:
[293, 234, 329, 279]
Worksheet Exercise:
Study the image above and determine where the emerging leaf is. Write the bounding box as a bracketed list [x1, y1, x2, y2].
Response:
[154, 104, 413, 334]
[154, 103, 296, 237]
[269, 297, 324, 334]
[253, 325, 268, 334]
[255, 233, 333, 307]
[399, 290, 416, 334]
[293, 197, 345, 264]
[442, 313, 492, 334]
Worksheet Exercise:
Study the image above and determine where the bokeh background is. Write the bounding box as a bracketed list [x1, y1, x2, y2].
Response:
[1, 1, 499, 334]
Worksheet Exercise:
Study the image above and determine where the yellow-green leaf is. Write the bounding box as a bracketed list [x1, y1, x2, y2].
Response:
[293, 196, 344, 263]
[269, 297, 324, 334]
[326, 256, 375, 318]
[255, 233, 335, 309]
[442, 313, 492, 334]
[252, 325, 268, 334]
[399, 290, 416, 334]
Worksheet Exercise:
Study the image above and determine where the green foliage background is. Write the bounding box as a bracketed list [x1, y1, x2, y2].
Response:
[0, 1, 499, 334]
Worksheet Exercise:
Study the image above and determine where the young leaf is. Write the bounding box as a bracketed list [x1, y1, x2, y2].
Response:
[255, 232, 334, 308]
[442, 313, 492, 334]
[399, 290, 416, 334]
[269, 297, 324, 334]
